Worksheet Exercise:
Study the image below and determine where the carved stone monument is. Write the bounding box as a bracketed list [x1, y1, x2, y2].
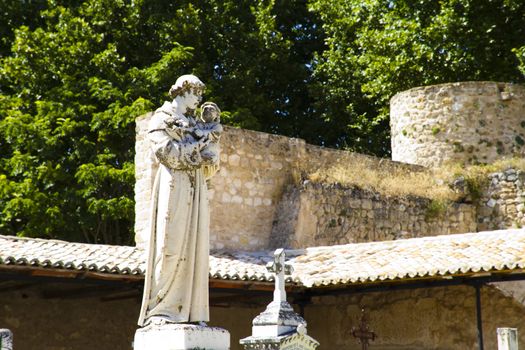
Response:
[134, 75, 229, 350]
[240, 249, 319, 350]
[0, 329, 13, 350]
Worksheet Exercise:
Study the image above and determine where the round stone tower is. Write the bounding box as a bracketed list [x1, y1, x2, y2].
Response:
[390, 82, 525, 168]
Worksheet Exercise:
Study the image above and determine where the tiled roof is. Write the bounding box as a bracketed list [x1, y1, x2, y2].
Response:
[0, 236, 145, 276]
[290, 228, 525, 287]
[1, 229, 525, 288]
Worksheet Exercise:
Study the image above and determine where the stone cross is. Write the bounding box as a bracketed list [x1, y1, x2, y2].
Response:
[266, 248, 293, 303]
[0, 329, 13, 350]
[351, 308, 376, 350]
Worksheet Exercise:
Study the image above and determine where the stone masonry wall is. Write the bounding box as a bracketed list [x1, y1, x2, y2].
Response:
[477, 168, 525, 231]
[136, 111, 524, 252]
[135, 114, 306, 251]
[3, 283, 525, 350]
[270, 182, 477, 249]
[306, 285, 525, 350]
[391, 82, 525, 168]
[135, 113, 444, 251]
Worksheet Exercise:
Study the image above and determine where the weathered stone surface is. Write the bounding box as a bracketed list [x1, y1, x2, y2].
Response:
[0, 329, 13, 350]
[477, 169, 525, 231]
[251, 301, 306, 338]
[497, 328, 518, 350]
[270, 182, 477, 248]
[135, 87, 525, 252]
[305, 285, 525, 350]
[251, 249, 306, 338]
[137, 75, 220, 326]
[2, 282, 525, 350]
[134, 324, 230, 350]
[135, 117, 426, 251]
[391, 82, 525, 168]
[240, 332, 319, 350]
[240, 249, 319, 350]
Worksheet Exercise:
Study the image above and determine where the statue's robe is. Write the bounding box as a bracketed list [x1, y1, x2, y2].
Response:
[138, 102, 218, 326]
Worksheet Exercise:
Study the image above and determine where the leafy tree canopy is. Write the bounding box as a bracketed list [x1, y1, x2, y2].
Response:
[0, 0, 323, 243]
[309, 0, 525, 154]
[1, 0, 524, 243]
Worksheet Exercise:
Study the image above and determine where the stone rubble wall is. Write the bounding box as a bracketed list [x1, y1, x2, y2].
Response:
[477, 168, 525, 231]
[135, 113, 433, 251]
[270, 182, 477, 249]
[136, 112, 525, 251]
[391, 82, 525, 168]
[135, 113, 307, 250]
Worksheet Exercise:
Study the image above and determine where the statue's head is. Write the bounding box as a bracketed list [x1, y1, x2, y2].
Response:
[169, 74, 205, 99]
[169, 75, 205, 113]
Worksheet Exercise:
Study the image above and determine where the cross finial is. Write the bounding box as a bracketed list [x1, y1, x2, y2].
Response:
[266, 248, 293, 302]
[351, 307, 376, 350]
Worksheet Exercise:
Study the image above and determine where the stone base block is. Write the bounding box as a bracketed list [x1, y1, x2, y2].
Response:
[134, 324, 230, 350]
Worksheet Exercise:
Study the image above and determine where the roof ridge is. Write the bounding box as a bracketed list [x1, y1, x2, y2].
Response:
[302, 228, 525, 252]
[0, 234, 139, 250]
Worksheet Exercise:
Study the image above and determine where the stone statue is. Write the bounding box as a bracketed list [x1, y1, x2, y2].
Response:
[138, 74, 222, 327]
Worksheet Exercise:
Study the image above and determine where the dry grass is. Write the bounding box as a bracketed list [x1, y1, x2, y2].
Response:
[307, 157, 525, 202]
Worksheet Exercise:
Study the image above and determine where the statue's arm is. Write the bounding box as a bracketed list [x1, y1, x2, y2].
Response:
[148, 112, 202, 169]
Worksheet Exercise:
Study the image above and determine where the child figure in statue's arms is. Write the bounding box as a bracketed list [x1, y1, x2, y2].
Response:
[197, 101, 222, 165]
[163, 101, 222, 165]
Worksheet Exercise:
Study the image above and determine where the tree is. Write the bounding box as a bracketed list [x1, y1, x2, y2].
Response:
[0, 0, 48, 58]
[516, 45, 525, 77]
[309, 0, 525, 155]
[3, 0, 525, 243]
[176, 0, 325, 139]
[0, 0, 194, 243]
[0, 0, 323, 243]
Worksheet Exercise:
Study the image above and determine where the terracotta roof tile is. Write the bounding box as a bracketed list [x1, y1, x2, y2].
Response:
[1, 229, 525, 288]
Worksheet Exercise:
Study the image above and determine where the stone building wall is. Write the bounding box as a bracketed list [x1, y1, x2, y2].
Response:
[270, 182, 477, 249]
[134, 113, 156, 249]
[2, 282, 525, 350]
[391, 82, 525, 168]
[306, 285, 525, 350]
[0, 282, 257, 350]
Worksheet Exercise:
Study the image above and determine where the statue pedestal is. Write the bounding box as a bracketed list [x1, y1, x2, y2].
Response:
[134, 324, 230, 350]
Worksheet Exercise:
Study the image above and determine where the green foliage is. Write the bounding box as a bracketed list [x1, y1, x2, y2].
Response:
[516, 45, 525, 77]
[2, 0, 525, 243]
[0, 0, 48, 58]
[309, 0, 525, 155]
[0, 0, 192, 243]
[0, 0, 323, 243]
[425, 199, 448, 221]
[463, 175, 485, 202]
